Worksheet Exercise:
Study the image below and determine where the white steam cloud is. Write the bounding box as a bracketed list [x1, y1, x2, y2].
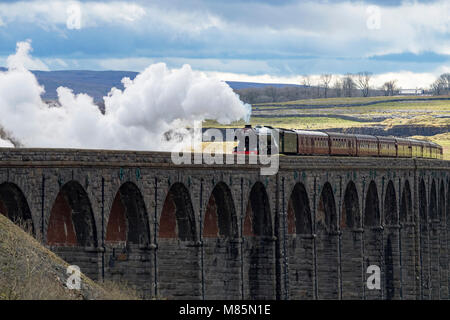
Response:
[0, 139, 14, 147]
[0, 41, 251, 151]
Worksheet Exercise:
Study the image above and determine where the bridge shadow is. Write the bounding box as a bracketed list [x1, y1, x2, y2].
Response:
[399, 180, 416, 299]
[384, 180, 398, 300]
[341, 181, 363, 299]
[202, 182, 240, 300]
[158, 182, 200, 299]
[0, 182, 34, 234]
[104, 182, 152, 298]
[316, 182, 339, 299]
[243, 181, 275, 300]
[46, 181, 98, 280]
[287, 182, 313, 300]
[363, 180, 382, 299]
[419, 179, 430, 299]
[438, 181, 449, 299]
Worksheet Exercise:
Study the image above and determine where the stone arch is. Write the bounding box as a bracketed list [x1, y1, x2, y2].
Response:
[418, 179, 430, 299]
[203, 182, 238, 238]
[287, 183, 312, 235]
[203, 182, 240, 299]
[399, 179, 416, 299]
[317, 182, 337, 233]
[316, 182, 339, 299]
[364, 181, 380, 227]
[0, 182, 34, 233]
[384, 180, 398, 225]
[429, 180, 438, 221]
[104, 182, 152, 297]
[106, 182, 150, 245]
[429, 179, 440, 299]
[363, 180, 382, 299]
[157, 182, 200, 299]
[244, 181, 272, 237]
[244, 181, 275, 300]
[47, 181, 98, 280]
[159, 182, 196, 241]
[400, 180, 412, 223]
[287, 182, 313, 300]
[383, 180, 398, 300]
[342, 181, 360, 229]
[47, 181, 97, 247]
[438, 180, 448, 299]
[419, 179, 428, 225]
[341, 181, 363, 299]
[439, 181, 446, 222]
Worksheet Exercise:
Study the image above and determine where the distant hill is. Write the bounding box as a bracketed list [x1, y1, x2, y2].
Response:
[0, 68, 302, 102]
[0, 68, 139, 102]
[32, 70, 140, 102]
[225, 81, 303, 90]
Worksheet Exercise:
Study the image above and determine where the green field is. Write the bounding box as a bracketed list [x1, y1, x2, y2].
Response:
[256, 95, 450, 106]
[204, 95, 450, 160]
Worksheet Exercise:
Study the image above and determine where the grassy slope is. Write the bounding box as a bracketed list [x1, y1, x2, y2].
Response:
[256, 95, 450, 106]
[0, 214, 139, 300]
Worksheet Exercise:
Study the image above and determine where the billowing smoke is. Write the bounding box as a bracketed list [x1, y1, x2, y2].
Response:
[0, 139, 14, 147]
[0, 41, 251, 151]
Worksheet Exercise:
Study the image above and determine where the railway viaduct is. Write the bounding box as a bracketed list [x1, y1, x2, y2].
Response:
[0, 148, 449, 300]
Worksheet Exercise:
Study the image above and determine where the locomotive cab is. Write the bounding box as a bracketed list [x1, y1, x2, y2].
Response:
[233, 125, 279, 155]
[233, 125, 257, 155]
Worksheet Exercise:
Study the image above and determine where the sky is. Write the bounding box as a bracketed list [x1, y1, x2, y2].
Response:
[0, 0, 449, 88]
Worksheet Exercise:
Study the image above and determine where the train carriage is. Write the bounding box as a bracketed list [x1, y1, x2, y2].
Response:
[429, 141, 442, 159]
[327, 132, 357, 156]
[409, 139, 424, 158]
[377, 136, 397, 157]
[355, 134, 379, 157]
[423, 141, 432, 158]
[232, 125, 443, 160]
[294, 130, 329, 155]
[395, 137, 412, 158]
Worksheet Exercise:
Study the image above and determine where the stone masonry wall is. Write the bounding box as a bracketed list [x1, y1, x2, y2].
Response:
[0, 148, 449, 299]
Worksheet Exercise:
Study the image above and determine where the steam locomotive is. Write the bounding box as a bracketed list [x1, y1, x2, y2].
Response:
[233, 125, 443, 159]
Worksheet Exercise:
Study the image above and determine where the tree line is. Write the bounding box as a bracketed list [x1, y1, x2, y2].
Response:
[235, 72, 449, 104]
[431, 73, 450, 96]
